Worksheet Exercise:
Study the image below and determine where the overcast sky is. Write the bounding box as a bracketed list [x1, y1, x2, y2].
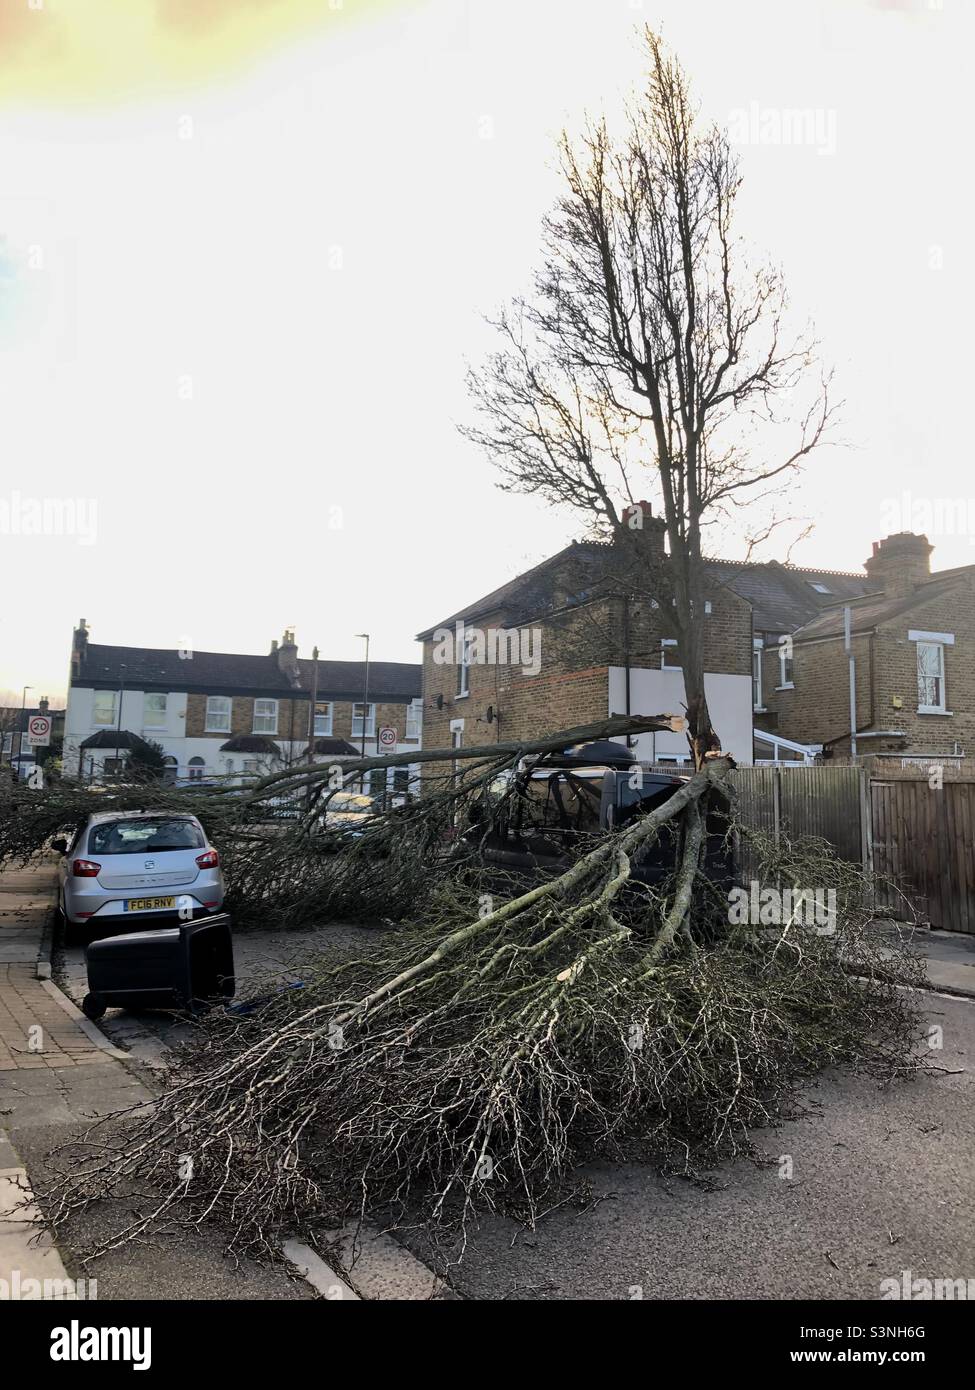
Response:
[0, 0, 969, 701]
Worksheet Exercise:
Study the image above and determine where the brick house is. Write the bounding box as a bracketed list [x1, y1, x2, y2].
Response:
[64, 622, 422, 791]
[707, 555, 873, 760]
[416, 505, 756, 766]
[755, 533, 975, 760]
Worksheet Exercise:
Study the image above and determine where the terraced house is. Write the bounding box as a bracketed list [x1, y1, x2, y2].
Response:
[752, 532, 975, 761]
[64, 622, 422, 792]
[417, 504, 757, 767]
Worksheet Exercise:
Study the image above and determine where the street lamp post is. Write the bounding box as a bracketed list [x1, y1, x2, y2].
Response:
[355, 633, 370, 791]
[114, 665, 126, 781]
[17, 686, 33, 776]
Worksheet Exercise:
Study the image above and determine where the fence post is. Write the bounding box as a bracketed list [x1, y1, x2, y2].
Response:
[772, 767, 781, 847]
[858, 767, 873, 879]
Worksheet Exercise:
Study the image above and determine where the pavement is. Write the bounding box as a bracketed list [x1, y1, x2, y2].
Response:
[0, 862, 312, 1300]
[1, 863, 443, 1300]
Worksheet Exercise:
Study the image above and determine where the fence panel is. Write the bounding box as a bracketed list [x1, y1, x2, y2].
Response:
[871, 778, 975, 932]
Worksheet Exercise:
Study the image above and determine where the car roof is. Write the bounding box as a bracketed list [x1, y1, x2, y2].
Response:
[85, 810, 201, 825]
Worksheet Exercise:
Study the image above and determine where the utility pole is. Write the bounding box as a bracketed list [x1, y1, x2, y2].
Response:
[306, 645, 320, 763]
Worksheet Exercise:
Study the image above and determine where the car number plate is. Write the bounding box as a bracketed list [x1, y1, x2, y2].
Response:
[125, 896, 176, 912]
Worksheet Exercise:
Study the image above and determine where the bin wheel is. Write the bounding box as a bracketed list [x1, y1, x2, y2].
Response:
[81, 993, 106, 1021]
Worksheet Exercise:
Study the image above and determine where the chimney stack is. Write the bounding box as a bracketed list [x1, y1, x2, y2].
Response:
[618, 500, 667, 562]
[39, 697, 49, 713]
[864, 532, 932, 599]
[275, 628, 301, 686]
[71, 619, 89, 681]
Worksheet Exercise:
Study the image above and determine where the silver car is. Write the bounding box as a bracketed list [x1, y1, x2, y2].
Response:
[53, 811, 225, 939]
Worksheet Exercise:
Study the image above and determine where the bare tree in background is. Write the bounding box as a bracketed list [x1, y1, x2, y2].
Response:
[464, 28, 837, 767]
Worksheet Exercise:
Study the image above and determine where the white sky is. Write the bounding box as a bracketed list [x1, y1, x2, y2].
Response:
[0, 0, 971, 699]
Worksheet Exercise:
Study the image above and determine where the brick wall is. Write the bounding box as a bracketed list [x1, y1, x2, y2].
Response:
[420, 577, 752, 757]
[761, 577, 975, 756]
[759, 634, 873, 747]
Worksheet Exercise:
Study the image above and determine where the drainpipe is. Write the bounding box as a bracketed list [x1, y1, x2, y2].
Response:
[845, 606, 857, 761]
[622, 596, 633, 747]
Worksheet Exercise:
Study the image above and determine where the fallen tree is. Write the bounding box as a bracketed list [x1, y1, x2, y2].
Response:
[39, 750, 925, 1267]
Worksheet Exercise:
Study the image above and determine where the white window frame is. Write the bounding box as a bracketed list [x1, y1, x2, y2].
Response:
[752, 638, 765, 711]
[405, 697, 422, 740]
[352, 702, 376, 739]
[92, 690, 117, 726]
[313, 701, 333, 736]
[252, 698, 279, 734]
[457, 627, 471, 697]
[917, 636, 945, 711]
[660, 638, 681, 671]
[205, 696, 232, 733]
[143, 692, 168, 729]
[777, 637, 794, 690]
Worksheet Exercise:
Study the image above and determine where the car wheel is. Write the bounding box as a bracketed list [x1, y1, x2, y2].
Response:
[81, 993, 106, 1021]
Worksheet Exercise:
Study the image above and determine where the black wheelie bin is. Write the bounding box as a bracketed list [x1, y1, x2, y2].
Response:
[82, 914, 235, 1021]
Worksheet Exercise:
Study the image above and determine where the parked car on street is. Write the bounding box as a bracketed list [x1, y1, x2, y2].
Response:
[469, 739, 734, 889]
[52, 811, 225, 940]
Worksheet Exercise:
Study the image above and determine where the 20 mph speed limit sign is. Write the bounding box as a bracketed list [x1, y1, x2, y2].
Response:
[378, 726, 397, 749]
[27, 715, 52, 747]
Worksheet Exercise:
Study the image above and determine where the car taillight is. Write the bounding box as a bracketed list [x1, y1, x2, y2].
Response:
[196, 850, 219, 869]
[72, 859, 101, 877]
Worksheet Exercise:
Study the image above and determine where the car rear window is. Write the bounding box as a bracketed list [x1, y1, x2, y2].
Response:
[88, 819, 205, 855]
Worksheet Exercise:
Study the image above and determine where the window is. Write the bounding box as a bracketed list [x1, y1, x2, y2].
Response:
[352, 703, 376, 738]
[916, 641, 946, 712]
[752, 638, 764, 710]
[88, 817, 204, 855]
[205, 696, 232, 733]
[457, 627, 472, 697]
[313, 702, 333, 736]
[405, 698, 422, 740]
[252, 698, 278, 734]
[93, 690, 116, 726]
[777, 637, 794, 689]
[660, 639, 681, 671]
[242, 759, 260, 773]
[143, 693, 167, 728]
[808, 581, 832, 595]
[188, 756, 205, 782]
[161, 755, 178, 786]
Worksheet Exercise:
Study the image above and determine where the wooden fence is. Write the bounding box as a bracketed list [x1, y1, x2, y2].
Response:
[870, 777, 975, 933]
[646, 760, 975, 931]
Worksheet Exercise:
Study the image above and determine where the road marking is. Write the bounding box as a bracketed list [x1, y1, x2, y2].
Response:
[281, 1239, 359, 1300]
